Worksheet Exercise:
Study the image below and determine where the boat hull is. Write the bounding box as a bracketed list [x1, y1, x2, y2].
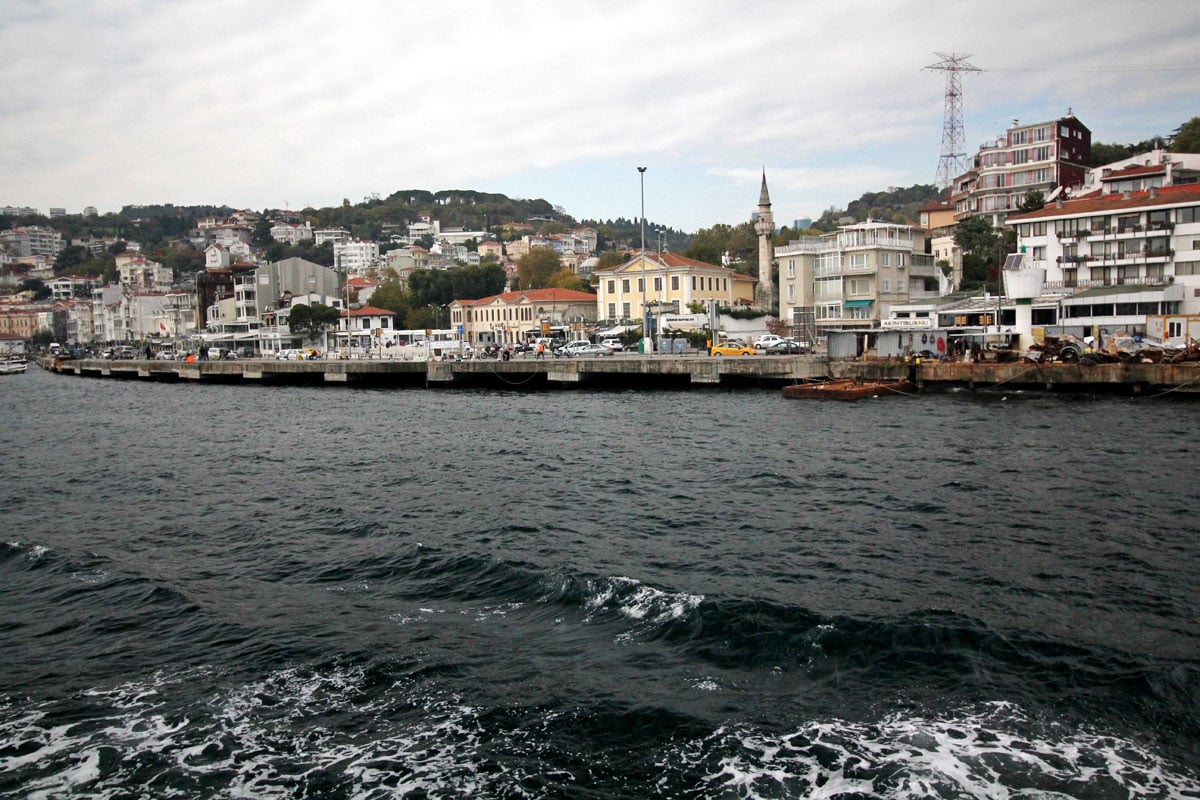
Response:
[783, 378, 913, 400]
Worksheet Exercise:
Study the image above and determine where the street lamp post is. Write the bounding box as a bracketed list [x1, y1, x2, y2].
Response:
[638, 166, 650, 354]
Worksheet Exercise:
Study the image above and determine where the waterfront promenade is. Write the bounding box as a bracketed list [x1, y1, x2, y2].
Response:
[40, 354, 1200, 393]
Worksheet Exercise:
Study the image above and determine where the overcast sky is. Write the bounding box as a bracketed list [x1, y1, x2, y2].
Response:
[5, 0, 1199, 232]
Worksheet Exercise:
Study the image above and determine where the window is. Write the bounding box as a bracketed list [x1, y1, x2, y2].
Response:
[637, 278, 644, 292]
[621, 279, 630, 292]
[1032, 246, 1046, 260]
[787, 259, 795, 278]
[1178, 207, 1200, 224]
[1169, 320, 1183, 338]
[881, 279, 890, 292]
[1032, 222, 1046, 236]
[621, 302, 630, 318]
[607, 280, 615, 294]
[847, 278, 870, 295]
[1176, 261, 1200, 276]
[880, 252, 890, 266]
[607, 302, 616, 318]
[787, 284, 795, 302]
[653, 277, 662, 292]
[671, 276, 679, 290]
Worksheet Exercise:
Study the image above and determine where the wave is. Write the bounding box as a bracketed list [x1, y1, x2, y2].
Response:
[2, 664, 1196, 799]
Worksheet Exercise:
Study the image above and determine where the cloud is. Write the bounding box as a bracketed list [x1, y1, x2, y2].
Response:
[4, 0, 1199, 230]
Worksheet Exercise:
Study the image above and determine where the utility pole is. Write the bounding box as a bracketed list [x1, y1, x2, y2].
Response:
[924, 52, 982, 191]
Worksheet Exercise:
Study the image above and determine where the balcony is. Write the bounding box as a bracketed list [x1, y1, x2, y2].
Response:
[1059, 229, 1091, 241]
[1042, 275, 1172, 290]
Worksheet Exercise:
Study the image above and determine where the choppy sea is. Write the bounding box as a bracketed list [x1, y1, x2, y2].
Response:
[1, 364, 1198, 798]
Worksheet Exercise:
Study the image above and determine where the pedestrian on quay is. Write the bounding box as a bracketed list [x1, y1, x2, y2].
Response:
[536, 341, 545, 359]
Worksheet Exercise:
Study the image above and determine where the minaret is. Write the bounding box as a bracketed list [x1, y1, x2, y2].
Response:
[754, 170, 775, 310]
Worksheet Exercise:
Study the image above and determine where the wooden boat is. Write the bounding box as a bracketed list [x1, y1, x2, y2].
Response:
[783, 378, 913, 400]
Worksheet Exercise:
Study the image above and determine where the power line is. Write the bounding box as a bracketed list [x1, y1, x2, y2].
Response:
[924, 52, 982, 191]
[983, 64, 1200, 73]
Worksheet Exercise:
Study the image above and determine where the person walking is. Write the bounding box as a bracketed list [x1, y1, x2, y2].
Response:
[536, 341, 545, 359]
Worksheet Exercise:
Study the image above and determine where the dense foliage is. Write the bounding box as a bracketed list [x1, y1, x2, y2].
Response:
[811, 184, 941, 231]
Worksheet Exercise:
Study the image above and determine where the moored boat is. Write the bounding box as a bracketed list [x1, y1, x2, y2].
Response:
[783, 377, 913, 400]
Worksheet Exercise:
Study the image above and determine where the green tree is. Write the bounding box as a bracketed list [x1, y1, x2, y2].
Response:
[288, 303, 341, 341]
[405, 305, 443, 330]
[516, 248, 562, 289]
[1172, 116, 1200, 152]
[369, 278, 410, 316]
[18, 278, 51, 300]
[596, 251, 628, 270]
[54, 245, 89, 272]
[547, 269, 589, 292]
[1016, 189, 1045, 214]
[406, 268, 454, 308]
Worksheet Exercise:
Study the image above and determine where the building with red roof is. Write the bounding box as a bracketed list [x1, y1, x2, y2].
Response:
[449, 287, 598, 346]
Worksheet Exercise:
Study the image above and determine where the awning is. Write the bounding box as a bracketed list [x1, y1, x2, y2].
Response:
[843, 299, 873, 308]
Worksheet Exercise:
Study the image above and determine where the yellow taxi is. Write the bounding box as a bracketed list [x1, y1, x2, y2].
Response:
[709, 340, 755, 356]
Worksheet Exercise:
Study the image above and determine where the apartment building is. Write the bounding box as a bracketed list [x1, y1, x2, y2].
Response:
[776, 221, 940, 335]
[1007, 184, 1200, 320]
[1, 225, 65, 258]
[952, 113, 1091, 227]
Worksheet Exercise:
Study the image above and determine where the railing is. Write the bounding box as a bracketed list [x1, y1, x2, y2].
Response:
[1042, 276, 1172, 290]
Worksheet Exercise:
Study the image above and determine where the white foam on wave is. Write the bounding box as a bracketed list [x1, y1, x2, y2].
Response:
[5, 670, 1197, 798]
[582, 575, 703, 627]
[665, 700, 1200, 799]
[0, 663, 551, 799]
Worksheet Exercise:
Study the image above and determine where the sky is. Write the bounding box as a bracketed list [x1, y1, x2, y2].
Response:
[4, 0, 1199, 234]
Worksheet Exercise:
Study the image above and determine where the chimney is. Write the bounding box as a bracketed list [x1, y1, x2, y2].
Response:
[1055, 198, 1063, 208]
[1123, 191, 1132, 200]
[1150, 186, 1158, 199]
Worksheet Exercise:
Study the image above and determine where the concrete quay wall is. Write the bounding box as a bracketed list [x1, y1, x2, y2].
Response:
[40, 356, 1200, 394]
[44, 355, 828, 388]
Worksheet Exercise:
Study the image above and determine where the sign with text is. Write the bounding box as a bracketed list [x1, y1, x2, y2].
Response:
[880, 317, 934, 330]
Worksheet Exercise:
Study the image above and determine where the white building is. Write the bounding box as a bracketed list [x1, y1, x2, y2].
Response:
[1007, 183, 1200, 315]
[775, 221, 944, 334]
[1, 225, 65, 257]
[117, 255, 173, 292]
[333, 240, 380, 274]
[270, 222, 314, 245]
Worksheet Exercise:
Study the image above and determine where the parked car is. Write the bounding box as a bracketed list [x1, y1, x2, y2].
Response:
[709, 340, 755, 357]
[557, 340, 608, 357]
[753, 335, 785, 350]
[599, 339, 625, 352]
[764, 338, 805, 355]
[560, 342, 613, 357]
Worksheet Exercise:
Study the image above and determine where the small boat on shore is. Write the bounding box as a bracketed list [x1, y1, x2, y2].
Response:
[0, 356, 29, 375]
[783, 377, 913, 400]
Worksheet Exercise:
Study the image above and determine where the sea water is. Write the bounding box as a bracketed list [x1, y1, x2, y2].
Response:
[1, 366, 1198, 798]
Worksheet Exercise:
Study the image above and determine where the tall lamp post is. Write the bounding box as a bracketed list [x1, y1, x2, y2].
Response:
[638, 166, 650, 354]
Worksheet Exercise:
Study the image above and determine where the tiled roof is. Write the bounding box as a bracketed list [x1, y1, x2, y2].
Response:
[342, 305, 396, 317]
[1007, 184, 1200, 221]
[457, 287, 597, 306]
[1101, 162, 1169, 179]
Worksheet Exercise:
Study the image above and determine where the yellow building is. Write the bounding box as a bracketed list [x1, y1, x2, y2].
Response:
[592, 251, 755, 324]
